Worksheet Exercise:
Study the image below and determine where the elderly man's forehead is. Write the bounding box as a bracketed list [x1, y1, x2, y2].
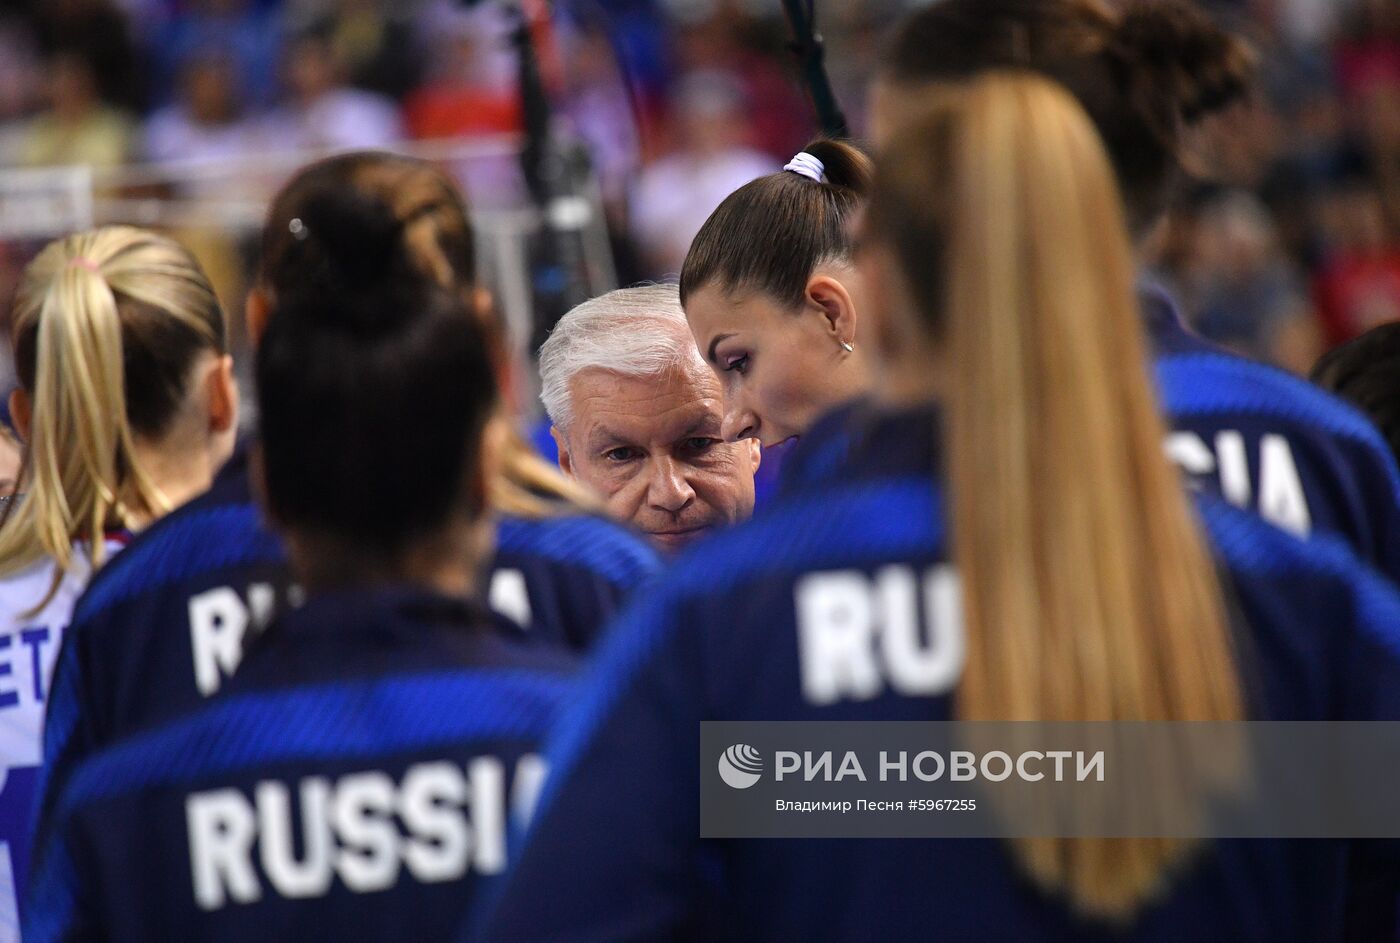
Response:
[570, 363, 724, 441]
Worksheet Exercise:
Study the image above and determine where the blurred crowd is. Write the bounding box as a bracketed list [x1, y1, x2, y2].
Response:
[2, 0, 1400, 373]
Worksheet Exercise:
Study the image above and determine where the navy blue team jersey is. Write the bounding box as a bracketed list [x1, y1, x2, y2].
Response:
[475, 405, 1400, 943]
[26, 586, 576, 943]
[780, 287, 1400, 583]
[32, 443, 658, 884]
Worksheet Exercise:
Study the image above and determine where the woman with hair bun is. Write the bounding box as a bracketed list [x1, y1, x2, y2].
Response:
[30, 152, 659, 882]
[871, 0, 1400, 578]
[27, 179, 577, 943]
[0, 225, 235, 923]
[478, 71, 1400, 943]
[680, 137, 874, 449]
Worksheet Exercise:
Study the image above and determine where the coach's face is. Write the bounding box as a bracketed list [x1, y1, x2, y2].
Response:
[554, 362, 761, 552]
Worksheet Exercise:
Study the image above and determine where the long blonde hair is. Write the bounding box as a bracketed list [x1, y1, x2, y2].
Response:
[0, 226, 226, 601]
[867, 74, 1242, 919]
[260, 151, 597, 520]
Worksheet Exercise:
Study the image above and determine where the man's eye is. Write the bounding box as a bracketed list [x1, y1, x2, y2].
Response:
[604, 447, 640, 462]
[724, 354, 749, 375]
[683, 437, 720, 454]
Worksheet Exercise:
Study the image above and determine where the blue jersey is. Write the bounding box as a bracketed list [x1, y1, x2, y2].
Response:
[33, 445, 658, 884]
[476, 405, 1400, 943]
[782, 290, 1400, 580]
[27, 587, 576, 943]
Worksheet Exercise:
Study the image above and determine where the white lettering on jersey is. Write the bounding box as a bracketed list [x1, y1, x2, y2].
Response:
[796, 565, 964, 706]
[488, 569, 531, 628]
[1164, 430, 1311, 536]
[189, 583, 277, 696]
[188, 788, 261, 910]
[1258, 434, 1311, 536]
[186, 755, 542, 911]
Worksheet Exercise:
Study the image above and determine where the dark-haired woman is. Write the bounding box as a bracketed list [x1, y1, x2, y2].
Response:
[680, 138, 874, 449]
[27, 177, 576, 942]
[30, 153, 660, 864]
[477, 73, 1400, 943]
[1313, 321, 1400, 467]
[869, 0, 1400, 578]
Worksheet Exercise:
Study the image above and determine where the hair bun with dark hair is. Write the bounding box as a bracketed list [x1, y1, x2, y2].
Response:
[1112, 0, 1254, 123]
[800, 138, 874, 196]
[281, 188, 417, 335]
[297, 189, 406, 286]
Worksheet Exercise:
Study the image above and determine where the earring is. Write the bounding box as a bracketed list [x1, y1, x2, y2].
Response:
[840, 341, 855, 353]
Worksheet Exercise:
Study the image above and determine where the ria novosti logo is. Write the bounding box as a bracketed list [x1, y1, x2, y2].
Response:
[718, 744, 763, 789]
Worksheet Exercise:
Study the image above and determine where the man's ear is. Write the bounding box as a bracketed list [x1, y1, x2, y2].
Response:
[245, 285, 271, 350]
[806, 272, 858, 347]
[551, 426, 576, 478]
[747, 437, 762, 473]
[206, 354, 238, 434]
[8, 388, 30, 444]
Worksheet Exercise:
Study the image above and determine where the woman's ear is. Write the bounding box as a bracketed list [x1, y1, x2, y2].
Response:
[805, 272, 859, 348]
[207, 355, 238, 435]
[8, 388, 31, 444]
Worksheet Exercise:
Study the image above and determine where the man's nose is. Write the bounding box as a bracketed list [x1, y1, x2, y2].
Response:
[722, 405, 758, 443]
[647, 457, 696, 513]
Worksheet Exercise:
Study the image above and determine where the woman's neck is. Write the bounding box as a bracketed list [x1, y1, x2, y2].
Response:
[286, 519, 493, 599]
[122, 436, 219, 529]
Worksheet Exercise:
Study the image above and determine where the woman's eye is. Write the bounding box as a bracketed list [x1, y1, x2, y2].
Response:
[604, 447, 639, 463]
[724, 354, 749, 375]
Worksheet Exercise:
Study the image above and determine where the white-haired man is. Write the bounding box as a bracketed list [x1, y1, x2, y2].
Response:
[540, 284, 761, 551]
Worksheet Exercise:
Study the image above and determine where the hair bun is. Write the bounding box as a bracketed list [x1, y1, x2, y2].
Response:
[1112, 0, 1254, 122]
[797, 138, 874, 195]
[280, 188, 415, 335]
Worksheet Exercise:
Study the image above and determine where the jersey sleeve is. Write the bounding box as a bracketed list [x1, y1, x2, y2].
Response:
[472, 587, 704, 942]
[23, 783, 99, 943]
[30, 617, 104, 888]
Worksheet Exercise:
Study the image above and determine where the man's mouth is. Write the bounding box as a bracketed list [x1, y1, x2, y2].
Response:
[647, 525, 709, 549]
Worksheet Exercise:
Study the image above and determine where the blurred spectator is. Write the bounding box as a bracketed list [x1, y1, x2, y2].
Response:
[152, 0, 281, 109]
[16, 51, 134, 169]
[671, 9, 808, 161]
[303, 0, 424, 100]
[629, 69, 777, 276]
[1164, 190, 1324, 373]
[1314, 173, 1400, 343]
[144, 50, 264, 172]
[404, 4, 521, 140]
[561, 25, 641, 213]
[264, 27, 403, 153]
[26, 0, 144, 113]
[0, 18, 45, 165]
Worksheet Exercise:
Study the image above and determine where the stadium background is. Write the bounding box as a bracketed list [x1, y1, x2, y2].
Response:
[0, 0, 1396, 417]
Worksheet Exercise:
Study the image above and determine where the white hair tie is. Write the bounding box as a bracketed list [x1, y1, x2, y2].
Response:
[784, 152, 826, 184]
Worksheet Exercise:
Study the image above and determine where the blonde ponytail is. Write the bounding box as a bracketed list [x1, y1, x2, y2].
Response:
[1, 227, 225, 607]
[869, 74, 1243, 920]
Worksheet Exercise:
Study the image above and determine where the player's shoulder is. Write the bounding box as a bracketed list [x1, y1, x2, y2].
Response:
[1155, 348, 1387, 450]
[1197, 491, 1398, 605]
[494, 511, 661, 587]
[71, 490, 280, 627]
[55, 664, 575, 821]
[666, 472, 944, 603]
